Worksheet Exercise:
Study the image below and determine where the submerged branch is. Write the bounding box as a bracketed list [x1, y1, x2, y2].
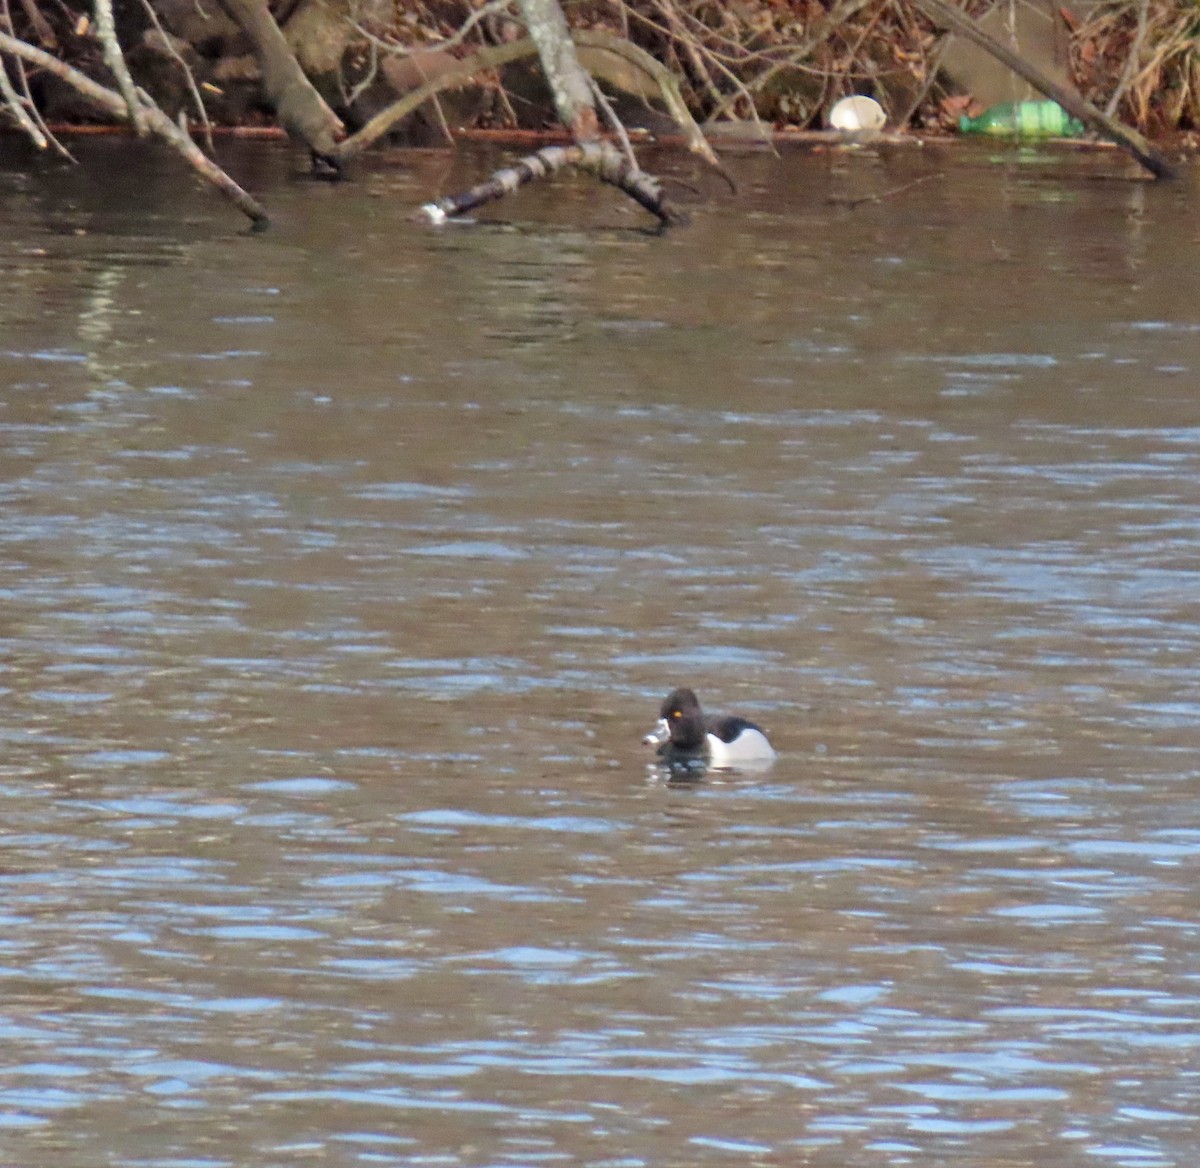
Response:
[418, 139, 686, 225]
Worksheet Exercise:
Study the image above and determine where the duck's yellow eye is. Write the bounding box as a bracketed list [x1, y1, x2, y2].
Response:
[672, 710, 681, 718]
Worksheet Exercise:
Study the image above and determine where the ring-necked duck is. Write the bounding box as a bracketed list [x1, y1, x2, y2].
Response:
[643, 687, 776, 769]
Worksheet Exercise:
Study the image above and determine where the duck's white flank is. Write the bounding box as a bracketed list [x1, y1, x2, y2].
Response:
[706, 727, 776, 768]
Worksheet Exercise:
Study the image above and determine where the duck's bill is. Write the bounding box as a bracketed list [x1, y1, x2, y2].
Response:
[642, 717, 670, 747]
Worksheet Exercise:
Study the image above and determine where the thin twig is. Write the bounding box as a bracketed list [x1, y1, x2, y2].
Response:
[653, 0, 722, 111]
[1, 0, 73, 156]
[0, 0, 43, 144]
[337, 29, 724, 176]
[895, 11, 954, 127]
[426, 88, 455, 145]
[137, 0, 214, 151]
[589, 74, 636, 167]
[484, 74, 520, 127]
[345, 37, 377, 107]
[434, 0, 514, 52]
[827, 171, 942, 208]
[20, 59, 74, 157]
[408, 46, 459, 145]
[350, 0, 511, 58]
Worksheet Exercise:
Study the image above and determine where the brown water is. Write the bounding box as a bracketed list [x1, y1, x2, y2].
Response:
[2, 137, 1200, 1167]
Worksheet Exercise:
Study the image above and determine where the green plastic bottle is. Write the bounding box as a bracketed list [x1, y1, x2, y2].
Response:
[958, 100, 1085, 138]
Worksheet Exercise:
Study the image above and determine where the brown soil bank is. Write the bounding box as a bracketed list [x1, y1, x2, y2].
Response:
[4, 0, 1198, 142]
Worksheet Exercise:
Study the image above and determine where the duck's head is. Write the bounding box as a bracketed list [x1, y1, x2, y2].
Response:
[643, 687, 706, 751]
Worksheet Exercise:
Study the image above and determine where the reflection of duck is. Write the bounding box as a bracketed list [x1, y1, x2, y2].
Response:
[643, 687, 776, 769]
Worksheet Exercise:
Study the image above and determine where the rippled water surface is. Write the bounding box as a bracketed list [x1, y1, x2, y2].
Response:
[2, 138, 1200, 1166]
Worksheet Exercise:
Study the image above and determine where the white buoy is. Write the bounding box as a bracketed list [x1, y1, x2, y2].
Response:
[829, 96, 887, 133]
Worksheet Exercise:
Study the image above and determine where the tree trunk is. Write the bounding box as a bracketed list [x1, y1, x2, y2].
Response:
[93, 0, 145, 133]
[214, 0, 343, 167]
[514, 0, 599, 142]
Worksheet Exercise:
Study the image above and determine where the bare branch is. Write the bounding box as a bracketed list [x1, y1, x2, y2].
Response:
[652, 0, 721, 109]
[137, 0, 215, 151]
[431, 0, 514, 54]
[1, 0, 73, 155]
[0, 30, 270, 224]
[419, 139, 685, 225]
[338, 29, 722, 175]
[589, 74, 636, 168]
[610, 0, 765, 131]
[1105, 0, 1149, 118]
[575, 30, 723, 171]
[92, 0, 146, 133]
[0, 38, 46, 145]
[337, 38, 524, 159]
[17, 55, 74, 157]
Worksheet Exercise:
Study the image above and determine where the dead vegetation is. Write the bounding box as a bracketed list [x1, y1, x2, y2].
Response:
[331, 0, 1197, 138]
[2, 0, 1197, 139]
[1072, 0, 1200, 133]
[340, 0, 949, 132]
